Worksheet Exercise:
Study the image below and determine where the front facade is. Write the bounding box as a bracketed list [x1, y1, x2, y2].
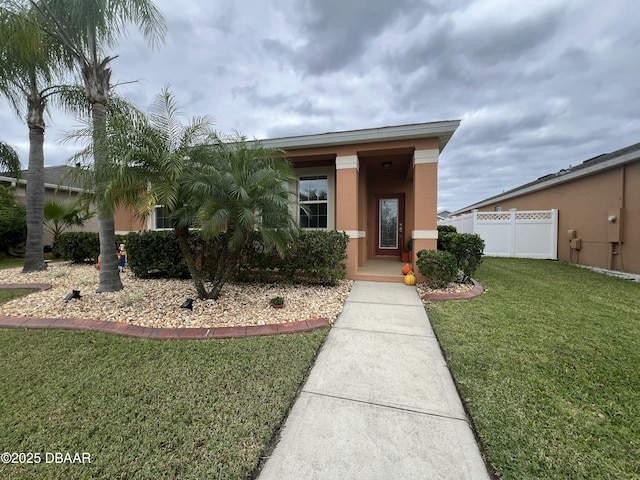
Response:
[115, 121, 461, 280]
[453, 143, 640, 274]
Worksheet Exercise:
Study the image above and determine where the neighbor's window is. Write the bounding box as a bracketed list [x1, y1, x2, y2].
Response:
[154, 206, 172, 229]
[298, 175, 328, 229]
[494, 206, 502, 212]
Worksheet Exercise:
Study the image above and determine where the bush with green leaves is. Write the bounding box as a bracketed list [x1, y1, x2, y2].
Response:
[416, 249, 458, 288]
[57, 232, 126, 264]
[0, 185, 26, 254]
[125, 230, 191, 279]
[239, 230, 349, 285]
[437, 225, 457, 252]
[124, 230, 349, 286]
[448, 233, 485, 281]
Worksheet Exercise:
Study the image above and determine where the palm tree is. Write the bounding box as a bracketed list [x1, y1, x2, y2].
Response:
[0, 5, 72, 272]
[29, 0, 166, 292]
[87, 87, 299, 300]
[0, 142, 22, 174]
[185, 135, 299, 299]
[43, 198, 95, 253]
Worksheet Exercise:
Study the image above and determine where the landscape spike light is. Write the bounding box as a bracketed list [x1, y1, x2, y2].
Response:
[64, 290, 82, 302]
[180, 298, 194, 310]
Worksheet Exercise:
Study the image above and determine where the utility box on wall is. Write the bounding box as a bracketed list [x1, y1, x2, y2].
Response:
[570, 238, 582, 250]
[607, 208, 624, 243]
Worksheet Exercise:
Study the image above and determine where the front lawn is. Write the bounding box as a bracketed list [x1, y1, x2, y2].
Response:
[0, 327, 328, 479]
[427, 258, 640, 479]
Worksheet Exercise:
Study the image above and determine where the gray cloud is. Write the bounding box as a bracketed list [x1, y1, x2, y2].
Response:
[2, 0, 639, 212]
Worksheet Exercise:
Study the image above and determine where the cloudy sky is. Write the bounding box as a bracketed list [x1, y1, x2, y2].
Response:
[2, 0, 639, 212]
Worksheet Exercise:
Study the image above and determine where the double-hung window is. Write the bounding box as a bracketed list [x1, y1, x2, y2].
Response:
[298, 175, 328, 229]
[154, 206, 172, 230]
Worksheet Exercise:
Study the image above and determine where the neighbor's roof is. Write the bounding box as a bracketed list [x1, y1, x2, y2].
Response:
[0, 165, 87, 192]
[453, 142, 640, 214]
[260, 120, 461, 152]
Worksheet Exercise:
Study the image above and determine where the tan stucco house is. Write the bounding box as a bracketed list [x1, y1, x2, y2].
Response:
[115, 121, 461, 281]
[453, 142, 640, 275]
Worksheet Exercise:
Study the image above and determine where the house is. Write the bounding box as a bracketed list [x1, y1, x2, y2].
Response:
[452, 142, 640, 274]
[0, 165, 99, 247]
[115, 121, 461, 281]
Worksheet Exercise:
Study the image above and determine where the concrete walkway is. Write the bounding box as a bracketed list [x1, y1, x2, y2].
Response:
[258, 281, 490, 480]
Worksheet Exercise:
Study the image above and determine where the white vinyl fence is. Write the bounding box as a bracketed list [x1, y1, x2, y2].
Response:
[440, 209, 558, 259]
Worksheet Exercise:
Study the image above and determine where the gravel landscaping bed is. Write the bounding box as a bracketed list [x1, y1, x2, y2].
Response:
[0, 263, 353, 328]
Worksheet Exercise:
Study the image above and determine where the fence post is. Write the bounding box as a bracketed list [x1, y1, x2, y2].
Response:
[509, 209, 517, 257]
[472, 209, 478, 234]
[551, 209, 558, 260]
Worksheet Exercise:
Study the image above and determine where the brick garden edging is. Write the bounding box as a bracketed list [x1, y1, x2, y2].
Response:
[0, 283, 331, 340]
[420, 279, 484, 301]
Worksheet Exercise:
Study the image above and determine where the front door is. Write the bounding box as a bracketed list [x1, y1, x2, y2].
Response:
[375, 194, 404, 257]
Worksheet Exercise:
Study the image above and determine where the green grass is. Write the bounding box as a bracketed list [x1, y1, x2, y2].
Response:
[0, 257, 25, 270]
[427, 258, 640, 480]
[0, 289, 38, 303]
[0, 328, 328, 479]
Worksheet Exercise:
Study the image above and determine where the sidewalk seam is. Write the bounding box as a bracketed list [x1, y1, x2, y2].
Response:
[301, 390, 469, 423]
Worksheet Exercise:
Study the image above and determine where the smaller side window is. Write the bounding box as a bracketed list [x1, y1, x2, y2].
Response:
[154, 206, 172, 229]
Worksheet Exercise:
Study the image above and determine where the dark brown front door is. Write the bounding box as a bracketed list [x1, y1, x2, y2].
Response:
[375, 194, 404, 257]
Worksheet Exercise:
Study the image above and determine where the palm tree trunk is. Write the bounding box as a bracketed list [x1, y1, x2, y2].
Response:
[91, 96, 122, 293]
[22, 86, 46, 273]
[174, 225, 208, 299]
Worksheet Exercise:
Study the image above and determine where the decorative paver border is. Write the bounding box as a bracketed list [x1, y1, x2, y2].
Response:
[0, 283, 331, 339]
[420, 279, 484, 301]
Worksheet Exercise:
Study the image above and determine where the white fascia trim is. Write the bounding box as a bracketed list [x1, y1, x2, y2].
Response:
[413, 149, 439, 165]
[0, 176, 86, 193]
[454, 147, 640, 214]
[336, 155, 359, 170]
[259, 120, 461, 152]
[412, 230, 438, 239]
[343, 230, 366, 238]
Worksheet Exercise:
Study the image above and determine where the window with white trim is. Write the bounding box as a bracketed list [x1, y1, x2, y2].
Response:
[299, 175, 328, 229]
[154, 206, 172, 230]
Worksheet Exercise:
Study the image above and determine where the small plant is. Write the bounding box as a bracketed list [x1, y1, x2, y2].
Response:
[269, 296, 285, 307]
[416, 249, 458, 288]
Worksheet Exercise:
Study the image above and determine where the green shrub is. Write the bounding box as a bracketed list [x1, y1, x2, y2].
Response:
[56, 232, 126, 264]
[125, 230, 191, 279]
[123, 230, 349, 286]
[287, 230, 349, 285]
[0, 185, 26, 254]
[238, 230, 349, 285]
[437, 225, 457, 234]
[449, 233, 485, 281]
[57, 232, 100, 263]
[416, 249, 458, 288]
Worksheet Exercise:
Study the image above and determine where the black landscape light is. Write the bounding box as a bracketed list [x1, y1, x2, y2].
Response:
[180, 298, 194, 310]
[64, 290, 82, 302]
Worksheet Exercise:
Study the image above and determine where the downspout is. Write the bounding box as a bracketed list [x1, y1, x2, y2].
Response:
[609, 165, 626, 270]
[618, 165, 625, 271]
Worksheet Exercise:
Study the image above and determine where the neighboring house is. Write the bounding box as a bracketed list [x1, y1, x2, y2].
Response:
[0, 165, 99, 247]
[437, 210, 451, 221]
[115, 121, 461, 281]
[452, 142, 640, 274]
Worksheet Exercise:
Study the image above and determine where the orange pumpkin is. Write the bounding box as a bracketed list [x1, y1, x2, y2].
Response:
[401, 263, 412, 275]
[404, 271, 416, 286]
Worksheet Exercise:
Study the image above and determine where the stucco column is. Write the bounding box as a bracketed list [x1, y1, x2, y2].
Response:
[336, 155, 360, 279]
[412, 149, 439, 278]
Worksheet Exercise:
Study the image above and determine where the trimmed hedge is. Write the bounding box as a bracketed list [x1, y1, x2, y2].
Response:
[237, 230, 349, 285]
[124, 229, 350, 286]
[416, 249, 458, 288]
[437, 231, 484, 281]
[125, 230, 191, 279]
[57, 232, 126, 264]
